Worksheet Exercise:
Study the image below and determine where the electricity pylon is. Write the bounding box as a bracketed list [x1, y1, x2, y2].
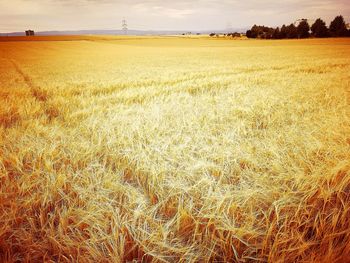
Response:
[122, 18, 128, 35]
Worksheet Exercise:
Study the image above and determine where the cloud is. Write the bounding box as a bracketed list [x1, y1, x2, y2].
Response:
[133, 3, 195, 18]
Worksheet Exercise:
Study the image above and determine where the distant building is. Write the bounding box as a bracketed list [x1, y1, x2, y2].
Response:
[25, 30, 35, 36]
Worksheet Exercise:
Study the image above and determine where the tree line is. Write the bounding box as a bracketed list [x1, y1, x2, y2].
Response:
[246, 15, 349, 39]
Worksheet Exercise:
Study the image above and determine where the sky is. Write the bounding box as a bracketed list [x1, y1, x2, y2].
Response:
[0, 0, 349, 32]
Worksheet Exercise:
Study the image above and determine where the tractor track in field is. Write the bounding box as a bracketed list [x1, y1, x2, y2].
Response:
[8, 58, 158, 207]
[9, 59, 60, 121]
[9, 59, 47, 100]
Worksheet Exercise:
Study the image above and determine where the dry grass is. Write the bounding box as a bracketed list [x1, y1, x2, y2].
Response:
[0, 36, 350, 262]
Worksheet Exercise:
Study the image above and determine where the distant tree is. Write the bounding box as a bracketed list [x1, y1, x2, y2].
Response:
[311, 18, 329, 37]
[329, 15, 348, 37]
[246, 15, 349, 40]
[251, 25, 260, 38]
[265, 28, 275, 39]
[227, 32, 240, 37]
[252, 25, 262, 38]
[272, 27, 281, 39]
[286, 24, 298, 38]
[280, 25, 287, 39]
[245, 30, 252, 38]
[246, 25, 276, 39]
[297, 20, 310, 38]
[246, 28, 257, 38]
[232, 32, 241, 37]
[209, 33, 216, 37]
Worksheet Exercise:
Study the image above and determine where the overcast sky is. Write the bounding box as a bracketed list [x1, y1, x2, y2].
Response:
[1, 0, 349, 32]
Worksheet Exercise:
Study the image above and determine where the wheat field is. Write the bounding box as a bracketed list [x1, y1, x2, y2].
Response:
[0, 36, 350, 262]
